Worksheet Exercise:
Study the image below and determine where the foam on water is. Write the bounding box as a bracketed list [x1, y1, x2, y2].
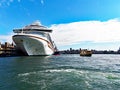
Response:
[17, 67, 120, 90]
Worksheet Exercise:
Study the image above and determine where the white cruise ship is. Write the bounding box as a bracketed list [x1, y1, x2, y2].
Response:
[12, 21, 57, 56]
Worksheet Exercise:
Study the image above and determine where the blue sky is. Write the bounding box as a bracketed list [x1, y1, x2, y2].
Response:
[1, 0, 120, 50]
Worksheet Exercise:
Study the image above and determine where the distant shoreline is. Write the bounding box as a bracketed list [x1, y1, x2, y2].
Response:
[60, 48, 120, 54]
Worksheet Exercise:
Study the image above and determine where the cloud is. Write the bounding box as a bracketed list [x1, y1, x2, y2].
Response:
[50, 18, 120, 47]
[41, 0, 44, 5]
[0, 34, 13, 44]
[18, 0, 20, 2]
[1, 18, 120, 50]
[10, 0, 13, 2]
[0, 0, 14, 7]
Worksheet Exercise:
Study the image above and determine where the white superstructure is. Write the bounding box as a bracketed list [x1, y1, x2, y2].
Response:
[12, 21, 56, 56]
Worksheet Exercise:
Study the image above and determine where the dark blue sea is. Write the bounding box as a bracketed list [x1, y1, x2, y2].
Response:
[0, 54, 120, 90]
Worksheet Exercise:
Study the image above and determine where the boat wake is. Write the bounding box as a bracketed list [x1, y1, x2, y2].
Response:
[17, 68, 120, 89]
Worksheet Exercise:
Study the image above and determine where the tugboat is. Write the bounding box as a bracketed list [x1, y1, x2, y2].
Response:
[80, 49, 92, 57]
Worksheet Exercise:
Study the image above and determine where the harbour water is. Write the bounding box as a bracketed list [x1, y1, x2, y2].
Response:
[0, 54, 120, 90]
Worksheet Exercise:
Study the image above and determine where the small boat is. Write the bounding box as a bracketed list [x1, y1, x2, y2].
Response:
[80, 49, 92, 56]
[53, 51, 60, 55]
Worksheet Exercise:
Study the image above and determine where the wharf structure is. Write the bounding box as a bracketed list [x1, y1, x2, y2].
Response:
[0, 42, 20, 56]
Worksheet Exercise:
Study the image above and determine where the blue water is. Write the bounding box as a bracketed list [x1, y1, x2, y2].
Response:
[0, 54, 120, 90]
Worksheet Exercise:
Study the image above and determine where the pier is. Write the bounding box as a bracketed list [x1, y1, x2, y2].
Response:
[0, 42, 22, 57]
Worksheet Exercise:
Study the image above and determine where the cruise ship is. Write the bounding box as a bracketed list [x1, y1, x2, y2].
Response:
[12, 21, 57, 56]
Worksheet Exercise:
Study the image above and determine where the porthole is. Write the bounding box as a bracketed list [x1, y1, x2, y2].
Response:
[20, 40, 23, 42]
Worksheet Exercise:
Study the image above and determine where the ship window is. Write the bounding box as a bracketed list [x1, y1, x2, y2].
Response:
[20, 40, 23, 42]
[25, 31, 47, 38]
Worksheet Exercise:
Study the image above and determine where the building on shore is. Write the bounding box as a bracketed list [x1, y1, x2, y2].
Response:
[0, 42, 17, 56]
[60, 48, 120, 54]
[0, 42, 1, 49]
[0, 42, 1, 47]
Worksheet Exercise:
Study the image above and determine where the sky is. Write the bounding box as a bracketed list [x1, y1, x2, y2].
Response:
[1, 0, 120, 50]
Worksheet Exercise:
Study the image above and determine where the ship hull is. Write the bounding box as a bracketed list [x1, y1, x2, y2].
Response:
[12, 35, 54, 56]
